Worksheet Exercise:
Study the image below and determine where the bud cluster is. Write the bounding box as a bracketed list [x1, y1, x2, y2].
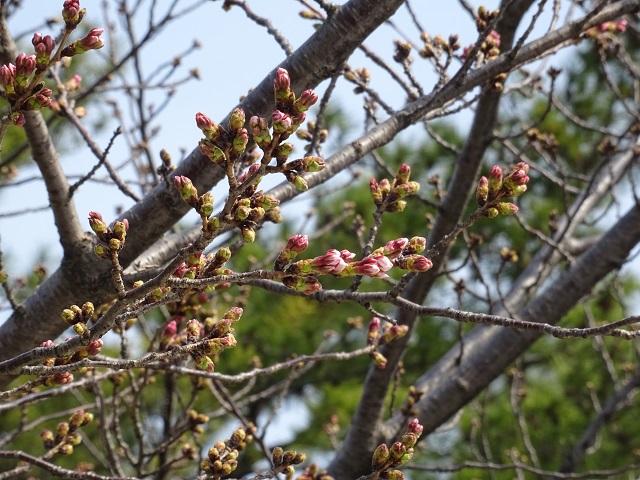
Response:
[418, 32, 461, 59]
[193, 69, 321, 245]
[271, 446, 307, 478]
[344, 67, 370, 94]
[370, 418, 424, 479]
[0, 1, 103, 126]
[476, 162, 530, 218]
[526, 129, 558, 152]
[370, 164, 420, 213]
[173, 175, 218, 233]
[461, 29, 501, 63]
[61, 301, 95, 336]
[40, 409, 94, 457]
[296, 463, 335, 480]
[276, 236, 432, 295]
[39, 334, 104, 387]
[227, 187, 283, 244]
[200, 424, 255, 478]
[161, 306, 242, 372]
[172, 246, 233, 286]
[89, 211, 130, 258]
[366, 316, 410, 369]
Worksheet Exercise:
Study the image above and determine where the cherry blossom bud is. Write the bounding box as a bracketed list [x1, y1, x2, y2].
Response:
[350, 257, 383, 278]
[113, 219, 128, 241]
[371, 351, 387, 369]
[485, 207, 499, 218]
[286, 234, 309, 253]
[275, 142, 293, 160]
[405, 236, 426, 255]
[367, 317, 380, 344]
[11, 112, 25, 126]
[1, 63, 15, 94]
[407, 418, 424, 437]
[93, 243, 109, 259]
[229, 107, 246, 132]
[272, 110, 292, 133]
[32, 33, 55, 70]
[274, 67, 291, 101]
[194, 354, 215, 372]
[312, 249, 348, 274]
[242, 226, 256, 243]
[396, 163, 411, 183]
[108, 238, 121, 251]
[393, 181, 420, 198]
[68, 28, 104, 55]
[301, 156, 325, 172]
[390, 441, 407, 460]
[232, 128, 248, 154]
[476, 176, 488, 206]
[196, 112, 218, 140]
[396, 255, 432, 272]
[249, 115, 271, 147]
[41, 429, 55, 449]
[85, 339, 102, 356]
[292, 173, 308, 191]
[496, 202, 518, 215]
[174, 175, 198, 204]
[66, 74, 82, 92]
[488, 165, 502, 193]
[62, 0, 82, 28]
[370, 178, 383, 204]
[15, 53, 36, 87]
[198, 192, 214, 218]
[386, 469, 405, 480]
[372, 443, 389, 470]
[88, 211, 107, 235]
[282, 275, 323, 294]
[294, 89, 319, 113]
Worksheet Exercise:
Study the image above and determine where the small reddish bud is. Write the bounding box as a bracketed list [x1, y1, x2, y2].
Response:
[229, 108, 246, 132]
[396, 163, 411, 183]
[294, 89, 319, 113]
[196, 112, 218, 140]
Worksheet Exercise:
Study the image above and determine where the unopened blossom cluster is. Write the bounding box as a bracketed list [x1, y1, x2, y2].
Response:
[200, 424, 255, 478]
[0, 1, 103, 126]
[176, 68, 323, 243]
[38, 335, 103, 387]
[88, 211, 130, 259]
[370, 163, 421, 213]
[40, 409, 94, 457]
[369, 418, 424, 480]
[159, 306, 243, 372]
[476, 162, 530, 217]
[418, 32, 461, 60]
[367, 317, 410, 369]
[275, 235, 432, 295]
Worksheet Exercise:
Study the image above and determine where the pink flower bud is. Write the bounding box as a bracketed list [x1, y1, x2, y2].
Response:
[312, 249, 348, 274]
[274, 67, 291, 95]
[379, 238, 408, 258]
[62, 0, 81, 27]
[272, 110, 292, 133]
[351, 257, 388, 279]
[476, 176, 488, 206]
[88, 211, 107, 235]
[32, 33, 55, 68]
[229, 107, 246, 132]
[66, 74, 82, 91]
[408, 418, 424, 437]
[294, 89, 318, 113]
[286, 234, 309, 253]
[496, 202, 518, 215]
[396, 163, 411, 183]
[301, 156, 325, 173]
[15, 53, 36, 79]
[488, 165, 502, 192]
